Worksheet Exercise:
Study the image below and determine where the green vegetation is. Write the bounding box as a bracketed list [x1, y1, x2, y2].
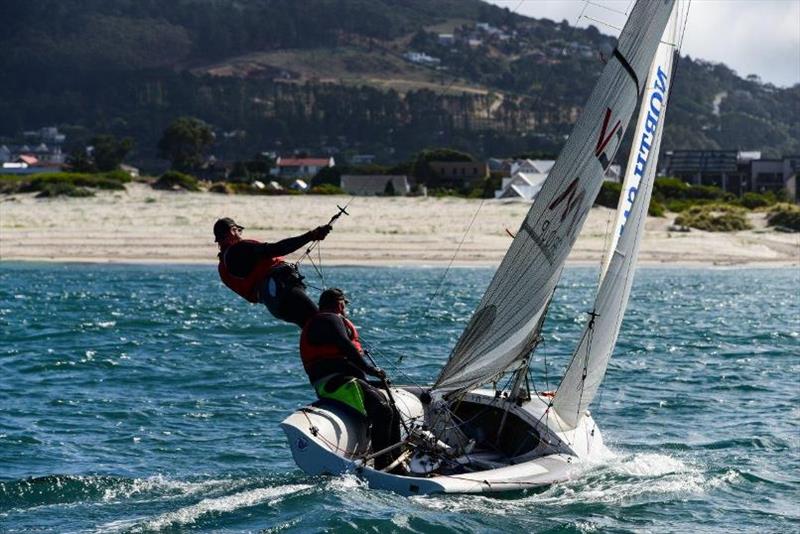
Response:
[674, 204, 752, 232]
[595, 181, 622, 209]
[766, 204, 800, 232]
[310, 184, 345, 195]
[0, 171, 130, 195]
[153, 171, 200, 191]
[209, 182, 234, 194]
[651, 177, 733, 213]
[736, 191, 779, 210]
[157, 117, 214, 171]
[34, 183, 95, 198]
[593, 181, 665, 216]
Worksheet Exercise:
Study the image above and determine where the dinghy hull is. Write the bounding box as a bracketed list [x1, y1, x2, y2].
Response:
[281, 388, 606, 495]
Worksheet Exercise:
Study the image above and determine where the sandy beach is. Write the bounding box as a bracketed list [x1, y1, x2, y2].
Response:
[0, 183, 797, 267]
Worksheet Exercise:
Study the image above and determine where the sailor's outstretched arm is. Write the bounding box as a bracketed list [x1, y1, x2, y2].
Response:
[259, 225, 332, 257]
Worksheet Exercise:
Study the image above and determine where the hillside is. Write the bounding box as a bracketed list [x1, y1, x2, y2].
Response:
[1, 0, 797, 168]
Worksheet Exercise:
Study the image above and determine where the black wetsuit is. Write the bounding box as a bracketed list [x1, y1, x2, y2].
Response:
[223, 235, 317, 327]
[303, 313, 401, 469]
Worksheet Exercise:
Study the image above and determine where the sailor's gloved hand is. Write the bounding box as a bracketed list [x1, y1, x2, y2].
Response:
[309, 225, 332, 241]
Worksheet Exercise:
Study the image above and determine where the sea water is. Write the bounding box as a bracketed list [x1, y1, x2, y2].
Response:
[1, 263, 798, 533]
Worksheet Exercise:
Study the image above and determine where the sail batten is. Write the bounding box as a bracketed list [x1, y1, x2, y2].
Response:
[434, 0, 676, 394]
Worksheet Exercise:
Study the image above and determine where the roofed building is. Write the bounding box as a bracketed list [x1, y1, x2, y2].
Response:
[271, 156, 334, 178]
[428, 161, 488, 189]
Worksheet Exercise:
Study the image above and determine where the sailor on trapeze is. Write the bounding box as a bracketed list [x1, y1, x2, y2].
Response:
[214, 217, 331, 327]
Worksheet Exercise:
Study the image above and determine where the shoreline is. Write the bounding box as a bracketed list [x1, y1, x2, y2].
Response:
[1, 257, 797, 269]
[1, 184, 798, 268]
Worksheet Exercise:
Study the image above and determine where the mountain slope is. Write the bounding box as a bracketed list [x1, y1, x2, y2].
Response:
[0, 0, 796, 166]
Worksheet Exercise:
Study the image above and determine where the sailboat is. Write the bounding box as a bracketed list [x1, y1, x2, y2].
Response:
[282, 0, 686, 495]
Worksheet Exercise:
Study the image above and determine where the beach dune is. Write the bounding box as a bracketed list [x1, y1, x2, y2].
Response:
[1, 184, 797, 267]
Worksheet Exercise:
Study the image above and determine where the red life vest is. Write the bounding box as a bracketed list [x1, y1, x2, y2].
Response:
[300, 313, 363, 373]
[217, 239, 283, 303]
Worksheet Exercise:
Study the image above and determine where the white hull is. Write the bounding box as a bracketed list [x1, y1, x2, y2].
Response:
[281, 388, 606, 495]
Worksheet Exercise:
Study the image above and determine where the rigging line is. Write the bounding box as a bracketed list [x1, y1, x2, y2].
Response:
[574, 1, 590, 27]
[599, 209, 614, 283]
[359, 339, 427, 390]
[295, 196, 356, 269]
[678, 0, 692, 52]
[425, 197, 486, 315]
[584, 0, 629, 17]
[582, 15, 622, 33]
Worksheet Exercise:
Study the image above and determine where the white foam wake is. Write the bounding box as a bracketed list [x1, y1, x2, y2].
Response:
[97, 483, 311, 532]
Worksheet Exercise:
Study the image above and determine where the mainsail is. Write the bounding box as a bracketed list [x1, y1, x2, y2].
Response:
[434, 0, 676, 394]
[552, 8, 682, 429]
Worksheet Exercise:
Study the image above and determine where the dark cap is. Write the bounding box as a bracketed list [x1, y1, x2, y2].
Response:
[319, 287, 349, 309]
[213, 217, 244, 242]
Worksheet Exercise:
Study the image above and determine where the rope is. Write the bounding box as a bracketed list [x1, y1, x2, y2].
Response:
[425, 198, 486, 315]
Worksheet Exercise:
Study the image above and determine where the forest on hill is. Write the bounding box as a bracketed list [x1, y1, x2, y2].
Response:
[1, 0, 797, 170]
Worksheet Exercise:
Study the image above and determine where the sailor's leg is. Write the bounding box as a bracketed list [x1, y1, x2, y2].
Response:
[357, 379, 397, 469]
[262, 269, 318, 327]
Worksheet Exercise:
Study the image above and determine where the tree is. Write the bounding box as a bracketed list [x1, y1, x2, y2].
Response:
[157, 117, 214, 171]
[66, 147, 96, 173]
[91, 134, 134, 171]
[313, 165, 341, 187]
[383, 179, 396, 196]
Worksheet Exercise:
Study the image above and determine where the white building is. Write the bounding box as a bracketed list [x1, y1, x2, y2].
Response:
[495, 172, 548, 201]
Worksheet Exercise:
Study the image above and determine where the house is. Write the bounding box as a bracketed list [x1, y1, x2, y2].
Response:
[510, 159, 555, 176]
[438, 34, 455, 46]
[494, 163, 621, 200]
[495, 172, 548, 201]
[663, 150, 797, 196]
[403, 52, 441, 66]
[340, 175, 410, 196]
[271, 156, 334, 178]
[428, 161, 489, 188]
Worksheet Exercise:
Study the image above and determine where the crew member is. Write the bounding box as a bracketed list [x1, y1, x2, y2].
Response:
[300, 288, 401, 471]
[214, 217, 331, 327]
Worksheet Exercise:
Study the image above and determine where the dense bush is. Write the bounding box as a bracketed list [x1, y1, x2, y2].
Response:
[208, 182, 234, 194]
[35, 182, 95, 198]
[648, 200, 666, 217]
[1, 171, 129, 195]
[674, 204, 752, 232]
[653, 177, 732, 211]
[309, 184, 345, 195]
[766, 203, 800, 231]
[737, 192, 776, 209]
[594, 181, 622, 209]
[153, 171, 200, 191]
